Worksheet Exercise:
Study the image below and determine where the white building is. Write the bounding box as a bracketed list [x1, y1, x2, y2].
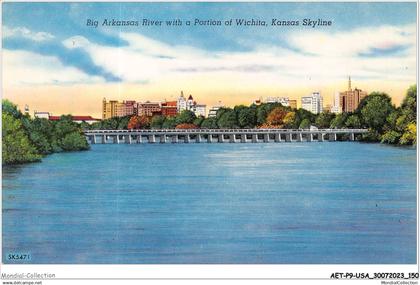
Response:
[208, 102, 224, 118]
[177, 91, 187, 113]
[265, 97, 290, 107]
[34, 111, 50, 119]
[331, 92, 342, 114]
[194, 104, 207, 117]
[301, 92, 323, 114]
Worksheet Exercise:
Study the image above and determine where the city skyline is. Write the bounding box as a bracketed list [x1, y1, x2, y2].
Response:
[3, 2, 416, 118]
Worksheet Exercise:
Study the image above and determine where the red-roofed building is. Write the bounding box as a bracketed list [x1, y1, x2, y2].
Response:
[161, 101, 178, 117]
[48, 115, 101, 124]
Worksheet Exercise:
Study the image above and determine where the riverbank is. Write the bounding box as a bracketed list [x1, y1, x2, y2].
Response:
[2, 100, 89, 166]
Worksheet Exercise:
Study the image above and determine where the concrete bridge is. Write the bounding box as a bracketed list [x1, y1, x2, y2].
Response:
[84, 128, 369, 144]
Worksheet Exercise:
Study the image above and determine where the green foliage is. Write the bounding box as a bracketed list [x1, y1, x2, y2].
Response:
[330, 113, 348, 129]
[150, 115, 165, 129]
[293, 108, 316, 129]
[256, 103, 282, 125]
[193, 116, 205, 127]
[237, 107, 256, 128]
[400, 122, 416, 145]
[381, 130, 402, 144]
[299, 118, 311, 129]
[360, 92, 395, 132]
[2, 100, 22, 119]
[2, 113, 41, 164]
[162, 117, 177, 129]
[2, 100, 89, 165]
[315, 112, 335, 128]
[217, 109, 238, 128]
[345, 115, 361, 128]
[60, 132, 89, 151]
[200, 117, 218, 129]
[176, 110, 196, 125]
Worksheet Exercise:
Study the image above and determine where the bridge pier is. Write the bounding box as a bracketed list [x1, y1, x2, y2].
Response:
[148, 135, 155, 143]
[241, 134, 247, 143]
[184, 135, 191, 143]
[307, 133, 313, 142]
[264, 133, 270, 143]
[207, 135, 213, 143]
[350, 133, 355, 141]
[285, 133, 292, 142]
[137, 135, 143, 143]
[252, 134, 258, 143]
[297, 133, 302, 142]
[329, 133, 336, 142]
[218, 134, 224, 143]
[319, 133, 324, 142]
[229, 134, 235, 143]
[172, 135, 178, 143]
[159, 135, 167, 143]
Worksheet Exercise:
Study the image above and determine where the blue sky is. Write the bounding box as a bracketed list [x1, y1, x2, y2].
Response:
[2, 2, 417, 116]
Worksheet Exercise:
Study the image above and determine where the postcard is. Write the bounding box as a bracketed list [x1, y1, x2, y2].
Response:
[1, 1, 418, 283]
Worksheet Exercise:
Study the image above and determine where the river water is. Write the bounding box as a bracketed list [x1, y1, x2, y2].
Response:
[2, 142, 417, 263]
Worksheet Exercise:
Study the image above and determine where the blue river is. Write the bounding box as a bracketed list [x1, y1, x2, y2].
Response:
[2, 142, 417, 264]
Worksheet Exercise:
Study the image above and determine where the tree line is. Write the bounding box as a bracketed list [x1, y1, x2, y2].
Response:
[2, 100, 89, 165]
[88, 85, 416, 145]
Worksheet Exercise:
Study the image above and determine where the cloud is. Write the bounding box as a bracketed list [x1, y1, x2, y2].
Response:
[287, 24, 415, 57]
[3, 23, 416, 89]
[3, 50, 104, 86]
[59, 23, 415, 86]
[3, 26, 55, 42]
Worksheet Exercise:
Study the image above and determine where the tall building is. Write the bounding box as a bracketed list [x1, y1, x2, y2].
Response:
[137, 101, 161, 117]
[339, 77, 367, 113]
[301, 92, 323, 114]
[116, 100, 136, 117]
[177, 91, 187, 112]
[102, 98, 136, 119]
[331, 92, 342, 114]
[161, 101, 178, 117]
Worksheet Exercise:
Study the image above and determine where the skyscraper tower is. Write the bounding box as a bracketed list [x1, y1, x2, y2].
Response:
[348, 76, 352, 91]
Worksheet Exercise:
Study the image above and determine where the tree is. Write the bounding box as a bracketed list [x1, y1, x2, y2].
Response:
[330, 113, 348, 129]
[175, 123, 198, 129]
[2, 113, 41, 164]
[217, 109, 238, 128]
[2, 99, 22, 119]
[193, 116, 205, 127]
[200, 117, 218, 129]
[151, 115, 165, 129]
[24, 118, 55, 155]
[360, 93, 394, 132]
[256, 103, 282, 125]
[60, 132, 90, 151]
[176, 110, 196, 125]
[162, 117, 177, 129]
[381, 130, 401, 144]
[345, 115, 361, 128]
[315, 112, 335, 128]
[283, 112, 296, 128]
[299, 118, 311, 129]
[237, 107, 256, 128]
[127, 115, 150, 129]
[400, 122, 416, 145]
[266, 107, 288, 127]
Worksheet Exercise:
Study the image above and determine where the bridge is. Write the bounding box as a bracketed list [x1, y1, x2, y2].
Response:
[83, 128, 369, 144]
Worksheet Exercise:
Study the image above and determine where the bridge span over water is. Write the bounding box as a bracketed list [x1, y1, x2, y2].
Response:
[84, 128, 369, 144]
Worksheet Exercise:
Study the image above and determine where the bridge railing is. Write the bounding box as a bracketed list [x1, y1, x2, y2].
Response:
[83, 128, 369, 134]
